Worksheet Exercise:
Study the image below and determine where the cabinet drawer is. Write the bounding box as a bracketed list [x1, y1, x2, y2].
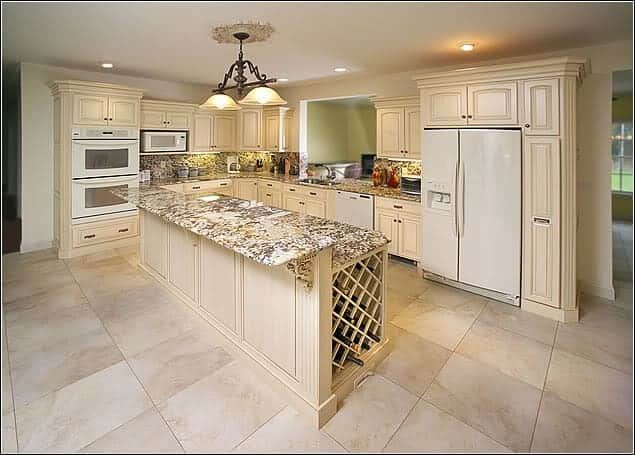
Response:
[183, 179, 232, 194]
[73, 216, 138, 247]
[375, 197, 420, 216]
[286, 184, 327, 200]
[159, 183, 184, 193]
[257, 179, 283, 191]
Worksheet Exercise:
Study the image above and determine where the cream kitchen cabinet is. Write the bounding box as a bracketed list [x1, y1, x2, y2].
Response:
[141, 100, 196, 130]
[304, 199, 326, 218]
[282, 184, 328, 218]
[523, 136, 560, 308]
[142, 211, 168, 279]
[192, 112, 236, 152]
[374, 197, 421, 263]
[236, 179, 259, 200]
[168, 223, 198, 303]
[523, 79, 560, 136]
[373, 96, 420, 159]
[257, 180, 283, 208]
[73, 94, 139, 127]
[422, 82, 518, 126]
[239, 108, 263, 151]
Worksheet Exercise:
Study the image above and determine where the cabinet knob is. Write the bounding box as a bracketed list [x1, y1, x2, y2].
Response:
[398, 220, 402, 223]
[524, 124, 530, 128]
[467, 115, 473, 119]
[393, 219, 397, 222]
[103, 117, 108, 121]
[461, 115, 467, 119]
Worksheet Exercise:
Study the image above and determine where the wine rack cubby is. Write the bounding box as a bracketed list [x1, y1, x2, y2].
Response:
[331, 250, 384, 374]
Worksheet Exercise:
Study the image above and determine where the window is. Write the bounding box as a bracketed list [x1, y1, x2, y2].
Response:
[611, 121, 633, 193]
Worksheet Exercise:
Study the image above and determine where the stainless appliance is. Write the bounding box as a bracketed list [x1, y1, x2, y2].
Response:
[335, 190, 374, 230]
[71, 127, 139, 223]
[141, 130, 187, 153]
[72, 127, 138, 178]
[421, 129, 521, 305]
[400, 175, 421, 196]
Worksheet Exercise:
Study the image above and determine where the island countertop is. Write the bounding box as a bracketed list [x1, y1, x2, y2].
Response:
[114, 184, 389, 270]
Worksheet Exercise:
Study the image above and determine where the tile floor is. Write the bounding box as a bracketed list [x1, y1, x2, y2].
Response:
[1, 247, 633, 453]
[613, 220, 633, 309]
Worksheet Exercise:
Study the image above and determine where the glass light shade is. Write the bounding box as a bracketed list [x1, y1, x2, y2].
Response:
[239, 86, 287, 106]
[200, 93, 241, 110]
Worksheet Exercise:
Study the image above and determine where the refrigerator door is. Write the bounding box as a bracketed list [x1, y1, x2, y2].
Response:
[458, 129, 521, 300]
[421, 129, 459, 280]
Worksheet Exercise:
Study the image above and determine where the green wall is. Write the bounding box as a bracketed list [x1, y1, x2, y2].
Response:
[307, 100, 376, 164]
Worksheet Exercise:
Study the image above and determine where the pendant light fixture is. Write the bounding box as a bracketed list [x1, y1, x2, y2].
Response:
[202, 25, 286, 109]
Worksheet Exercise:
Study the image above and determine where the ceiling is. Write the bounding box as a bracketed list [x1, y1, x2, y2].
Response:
[3, 2, 632, 88]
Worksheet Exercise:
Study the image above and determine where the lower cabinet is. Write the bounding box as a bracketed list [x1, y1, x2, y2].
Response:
[304, 199, 326, 218]
[236, 179, 258, 200]
[282, 184, 328, 218]
[257, 187, 282, 208]
[168, 223, 198, 302]
[398, 214, 421, 260]
[199, 237, 238, 334]
[283, 194, 305, 213]
[374, 197, 421, 262]
[375, 209, 399, 256]
[142, 212, 168, 278]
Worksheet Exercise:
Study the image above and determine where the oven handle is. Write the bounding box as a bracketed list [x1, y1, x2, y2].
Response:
[72, 140, 139, 146]
[72, 175, 139, 185]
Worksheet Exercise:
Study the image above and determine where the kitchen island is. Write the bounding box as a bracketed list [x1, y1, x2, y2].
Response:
[114, 184, 390, 427]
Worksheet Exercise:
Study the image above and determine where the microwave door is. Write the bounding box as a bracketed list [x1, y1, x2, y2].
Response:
[142, 132, 187, 153]
[72, 139, 139, 178]
[72, 175, 138, 219]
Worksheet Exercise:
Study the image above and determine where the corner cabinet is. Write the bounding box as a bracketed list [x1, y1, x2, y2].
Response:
[372, 96, 420, 159]
[414, 57, 586, 322]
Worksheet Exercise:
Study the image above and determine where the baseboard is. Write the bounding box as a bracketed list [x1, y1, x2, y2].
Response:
[580, 281, 616, 301]
[20, 239, 54, 254]
[522, 299, 579, 323]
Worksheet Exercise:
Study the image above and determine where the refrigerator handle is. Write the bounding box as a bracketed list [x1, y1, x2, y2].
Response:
[451, 161, 458, 237]
[457, 160, 465, 237]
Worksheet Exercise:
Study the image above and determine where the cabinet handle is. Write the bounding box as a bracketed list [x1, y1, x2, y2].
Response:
[289, 188, 296, 192]
[192, 185, 201, 190]
[533, 217, 551, 225]
[299, 201, 305, 205]
[398, 220, 402, 223]
[84, 234, 96, 239]
[461, 115, 467, 119]
[393, 219, 397, 222]
[524, 124, 530, 128]
[220, 183, 228, 186]
[266, 183, 273, 187]
[118, 228, 129, 233]
[393, 205, 403, 209]
[404, 150, 408, 153]
[103, 117, 108, 121]
[309, 191, 317, 196]
[257, 144, 261, 147]
[109, 118, 113, 121]
[266, 193, 272, 197]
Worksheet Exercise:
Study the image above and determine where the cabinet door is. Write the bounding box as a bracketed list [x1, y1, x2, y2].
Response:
[283, 194, 305, 213]
[422, 86, 468, 126]
[212, 113, 236, 152]
[264, 114, 280, 151]
[523, 79, 560, 136]
[376, 108, 404, 158]
[523, 137, 560, 308]
[239, 109, 263, 150]
[282, 114, 292, 151]
[141, 110, 166, 129]
[467, 82, 517, 125]
[375, 209, 399, 255]
[398, 214, 421, 261]
[168, 224, 198, 302]
[237, 179, 258, 200]
[257, 187, 282, 208]
[404, 107, 421, 158]
[108, 96, 139, 127]
[142, 212, 168, 278]
[166, 111, 190, 130]
[193, 115, 212, 152]
[304, 199, 325, 218]
[199, 237, 238, 333]
[73, 94, 109, 125]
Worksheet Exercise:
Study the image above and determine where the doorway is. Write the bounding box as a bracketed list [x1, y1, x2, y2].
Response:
[611, 69, 633, 307]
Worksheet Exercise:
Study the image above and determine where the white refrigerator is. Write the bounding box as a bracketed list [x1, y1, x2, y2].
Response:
[421, 129, 521, 305]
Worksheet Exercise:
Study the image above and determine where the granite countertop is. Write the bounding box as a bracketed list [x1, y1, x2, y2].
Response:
[114, 184, 389, 270]
[151, 172, 421, 203]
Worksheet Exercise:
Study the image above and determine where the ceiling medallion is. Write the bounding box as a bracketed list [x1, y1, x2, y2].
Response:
[201, 22, 286, 110]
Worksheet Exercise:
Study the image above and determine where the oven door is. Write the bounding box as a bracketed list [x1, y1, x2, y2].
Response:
[141, 131, 187, 153]
[72, 139, 139, 179]
[72, 175, 138, 220]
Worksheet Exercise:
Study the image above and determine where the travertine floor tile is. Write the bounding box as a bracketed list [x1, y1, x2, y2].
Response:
[384, 400, 510, 453]
[234, 406, 345, 453]
[69, 256, 151, 300]
[3, 282, 87, 325]
[323, 374, 418, 452]
[1, 412, 17, 454]
[424, 353, 541, 452]
[15, 361, 152, 453]
[457, 320, 552, 388]
[129, 329, 234, 403]
[10, 326, 122, 407]
[2, 268, 76, 303]
[159, 360, 286, 453]
[375, 325, 451, 396]
[385, 287, 419, 321]
[478, 300, 557, 345]
[545, 349, 633, 428]
[531, 391, 632, 453]
[420, 284, 487, 319]
[80, 408, 183, 453]
[2, 256, 67, 283]
[1, 318, 13, 416]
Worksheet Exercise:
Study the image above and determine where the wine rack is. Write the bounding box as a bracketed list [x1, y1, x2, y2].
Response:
[331, 250, 384, 373]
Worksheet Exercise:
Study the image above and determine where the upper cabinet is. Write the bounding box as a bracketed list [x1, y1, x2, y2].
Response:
[140, 100, 196, 130]
[192, 110, 236, 153]
[263, 107, 293, 152]
[73, 94, 139, 127]
[422, 82, 517, 126]
[372, 96, 420, 159]
[523, 79, 560, 136]
[239, 108, 263, 151]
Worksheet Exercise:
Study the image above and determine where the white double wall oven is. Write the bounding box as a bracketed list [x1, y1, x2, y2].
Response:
[71, 127, 139, 223]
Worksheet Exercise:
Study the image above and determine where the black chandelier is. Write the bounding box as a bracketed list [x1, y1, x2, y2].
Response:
[202, 32, 286, 109]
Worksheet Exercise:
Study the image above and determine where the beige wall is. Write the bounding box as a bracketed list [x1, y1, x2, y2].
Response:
[345, 104, 376, 162]
[280, 39, 633, 300]
[19, 62, 214, 252]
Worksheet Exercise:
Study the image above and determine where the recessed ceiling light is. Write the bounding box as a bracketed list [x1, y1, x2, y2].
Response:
[277, 78, 289, 82]
[101, 62, 114, 68]
[334, 67, 348, 73]
[458, 43, 475, 52]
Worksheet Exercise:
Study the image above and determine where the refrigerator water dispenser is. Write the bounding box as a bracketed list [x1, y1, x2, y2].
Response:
[424, 181, 452, 213]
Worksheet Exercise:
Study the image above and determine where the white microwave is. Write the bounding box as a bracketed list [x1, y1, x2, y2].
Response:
[141, 130, 187, 153]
